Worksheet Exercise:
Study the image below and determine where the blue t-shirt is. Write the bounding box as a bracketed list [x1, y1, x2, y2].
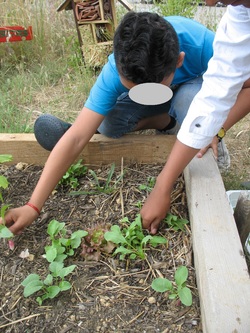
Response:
[85, 16, 215, 115]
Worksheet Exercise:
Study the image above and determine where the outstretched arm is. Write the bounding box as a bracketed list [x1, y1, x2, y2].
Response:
[1, 108, 104, 235]
[141, 140, 198, 234]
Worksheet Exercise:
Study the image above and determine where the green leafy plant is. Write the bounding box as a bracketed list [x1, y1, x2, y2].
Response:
[81, 223, 115, 261]
[139, 176, 156, 192]
[22, 219, 88, 304]
[0, 154, 14, 245]
[104, 214, 167, 260]
[59, 159, 88, 189]
[164, 213, 188, 231]
[44, 219, 88, 262]
[21, 263, 76, 305]
[151, 266, 192, 306]
[70, 163, 123, 195]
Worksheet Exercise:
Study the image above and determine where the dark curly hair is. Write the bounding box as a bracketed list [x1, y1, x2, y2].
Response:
[114, 11, 179, 84]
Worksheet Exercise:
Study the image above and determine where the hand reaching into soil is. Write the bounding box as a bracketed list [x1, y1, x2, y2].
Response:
[0, 205, 39, 235]
[140, 183, 171, 234]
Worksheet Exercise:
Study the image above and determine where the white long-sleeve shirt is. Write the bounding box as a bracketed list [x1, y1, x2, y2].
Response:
[177, 5, 250, 149]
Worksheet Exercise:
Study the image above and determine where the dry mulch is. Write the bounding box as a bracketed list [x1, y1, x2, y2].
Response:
[0, 162, 201, 333]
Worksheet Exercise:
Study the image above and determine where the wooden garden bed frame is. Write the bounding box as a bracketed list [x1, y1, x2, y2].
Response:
[1, 133, 250, 332]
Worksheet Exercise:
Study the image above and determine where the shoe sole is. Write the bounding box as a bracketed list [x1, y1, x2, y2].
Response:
[34, 114, 71, 151]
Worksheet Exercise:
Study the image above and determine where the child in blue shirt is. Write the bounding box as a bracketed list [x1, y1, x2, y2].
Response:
[35, 14, 215, 146]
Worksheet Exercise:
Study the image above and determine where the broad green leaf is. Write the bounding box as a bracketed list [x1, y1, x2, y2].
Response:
[120, 217, 129, 223]
[66, 249, 74, 256]
[47, 286, 61, 299]
[0, 225, 13, 238]
[1, 204, 10, 221]
[59, 280, 72, 291]
[130, 214, 141, 229]
[60, 238, 71, 247]
[23, 280, 44, 297]
[178, 287, 192, 306]
[70, 230, 88, 249]
[47, 220, 65, 238]
[175, 266, 188, 286]
[21, 274, 41, 286]
[49, 261, 64, 276]
[0, 154, 12, 163]
[44, 274, 53, 286]
[44, 246, 57, 262]
[52, 241, 65, 255]
[71, 230, 88, 239]
[0, 175, 9, 189]
[129, 253, 137, 260]
[55, 254, 67, 263]
[58, 264, 76, 278]
[104, 225, 126, 244]
[113, 246, 133, 256]
[70, 237, 81, 249]
[150, 236, 167, 247]
[169, 293, 178, 300]
[151, 278, 173, 292]
[141, 235, 152, 246]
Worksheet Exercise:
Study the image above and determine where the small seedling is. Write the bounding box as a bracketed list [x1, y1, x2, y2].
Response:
[21, 262, 76, 305]
[59, 159, 88, 189]
[22, 219, 88, 304]
[81, 223, 115, 261]
[44, 219, 88, 262]
[70, 163, 123, 195]
[151, 265, 192, 306]
[164, 213, 188, 231]
[135, 200, 142, 209]
[0, 154, 14, 246]
[139, 176, 156, 192]
[104, 214, 167, 260]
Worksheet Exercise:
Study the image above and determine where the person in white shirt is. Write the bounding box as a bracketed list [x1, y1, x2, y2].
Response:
[141, 0, 250, 234]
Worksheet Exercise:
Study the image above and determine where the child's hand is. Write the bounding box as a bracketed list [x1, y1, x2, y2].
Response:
[0, 205, 39, 235]
[140, 184, 171, 234]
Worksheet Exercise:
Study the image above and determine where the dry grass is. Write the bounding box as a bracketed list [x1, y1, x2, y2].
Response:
[222, 113, 250, 190]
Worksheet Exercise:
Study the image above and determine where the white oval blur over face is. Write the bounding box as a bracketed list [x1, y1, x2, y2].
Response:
[128, 83, 173, 105]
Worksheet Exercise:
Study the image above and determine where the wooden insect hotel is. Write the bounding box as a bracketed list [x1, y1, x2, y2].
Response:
[57, 0, 131, 67]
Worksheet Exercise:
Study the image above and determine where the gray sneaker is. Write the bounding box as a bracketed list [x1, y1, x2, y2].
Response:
[156, 121, 180, 135]
[34, 114, 71, 151]
[217, 139, 230, 171]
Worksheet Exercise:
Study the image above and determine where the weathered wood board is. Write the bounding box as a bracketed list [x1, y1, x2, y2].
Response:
[0, 133, 175, 166]
[1, 133, 250, 333]
[184, 150, 250, 333]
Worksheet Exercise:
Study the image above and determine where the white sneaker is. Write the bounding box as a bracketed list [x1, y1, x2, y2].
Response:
[217, 139, 230, 171]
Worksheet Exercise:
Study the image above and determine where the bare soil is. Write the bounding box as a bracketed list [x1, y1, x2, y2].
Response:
[0, 163, 201, 333]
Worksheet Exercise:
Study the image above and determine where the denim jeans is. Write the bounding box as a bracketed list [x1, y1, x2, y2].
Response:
[98, 76, 203, 138]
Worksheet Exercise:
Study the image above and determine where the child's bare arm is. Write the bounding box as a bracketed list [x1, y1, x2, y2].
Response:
[1, 107, 104, 235]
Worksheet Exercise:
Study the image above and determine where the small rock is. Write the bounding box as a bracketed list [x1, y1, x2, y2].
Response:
[148, 297, 156, 304]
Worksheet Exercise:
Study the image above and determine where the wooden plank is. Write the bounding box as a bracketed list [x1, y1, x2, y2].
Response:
[184, 150, 250, 333]
[0, 133, 175, 166]
[56, 0, 72, 12]
[117, 0, 133, 11]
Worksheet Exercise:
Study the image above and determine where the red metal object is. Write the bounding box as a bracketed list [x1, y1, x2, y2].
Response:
[0, 26, 33, 43]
